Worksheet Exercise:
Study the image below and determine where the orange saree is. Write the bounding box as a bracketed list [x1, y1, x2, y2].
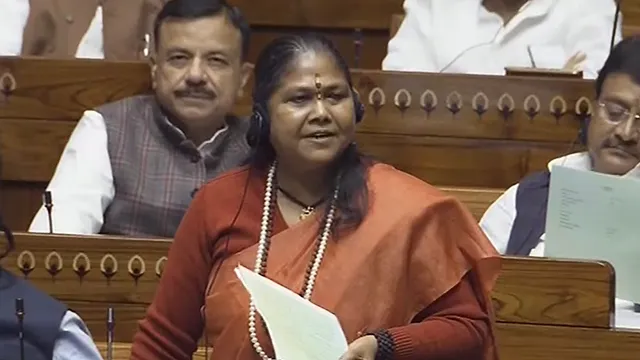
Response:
[131, 163, 501, 360]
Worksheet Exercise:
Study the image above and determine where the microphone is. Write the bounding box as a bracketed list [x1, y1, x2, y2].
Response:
[143, 34, 151, 58]
[610, 0, 622, 52]
[353, 28, 363, 68]
[15, 298, 25, 360]
[43, 191, 53, 234]
[106, 307, 115, 360]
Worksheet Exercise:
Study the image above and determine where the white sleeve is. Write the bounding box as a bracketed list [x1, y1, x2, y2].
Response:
[52, 311, 103, 360]
[28, 110, 114, 235]
[479, 184, 518, 254]
[382, 0, 437, 72]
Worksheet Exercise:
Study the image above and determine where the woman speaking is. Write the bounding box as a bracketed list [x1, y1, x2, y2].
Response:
[131, 33, 501, 360]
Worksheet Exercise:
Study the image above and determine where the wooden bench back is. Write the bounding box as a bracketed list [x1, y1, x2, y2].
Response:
[0, 57, 589, 180]
[1, 57, 590, 229]
[1, 234, 615, 336]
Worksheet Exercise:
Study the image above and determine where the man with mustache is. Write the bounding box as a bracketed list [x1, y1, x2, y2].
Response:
[29, 0, 252, 237]
[480, 36, 640, 328]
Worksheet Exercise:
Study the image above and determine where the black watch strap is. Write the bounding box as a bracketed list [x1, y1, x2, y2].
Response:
[367, 329, 395, 360]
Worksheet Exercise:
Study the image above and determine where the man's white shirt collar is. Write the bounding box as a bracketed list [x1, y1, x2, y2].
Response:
[547, 152, 640, 179]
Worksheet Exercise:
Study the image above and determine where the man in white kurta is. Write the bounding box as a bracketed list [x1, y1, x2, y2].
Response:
[383, 0, 622, 79]
[481, 36, 640, 329]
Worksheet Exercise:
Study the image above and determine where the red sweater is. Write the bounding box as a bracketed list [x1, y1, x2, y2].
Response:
[131, 165, 496, 360]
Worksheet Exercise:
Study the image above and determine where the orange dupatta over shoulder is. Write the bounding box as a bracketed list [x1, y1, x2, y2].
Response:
[201, 163, 501, 360]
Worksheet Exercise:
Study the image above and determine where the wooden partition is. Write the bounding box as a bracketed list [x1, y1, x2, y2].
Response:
[95, 342, 207, 360]
[3, 233, 640, 359]
[0, 57, 593, 228]
[440, 186, 503, 220]
[624, 1, 640, 36]
[224, 0, 640, 69]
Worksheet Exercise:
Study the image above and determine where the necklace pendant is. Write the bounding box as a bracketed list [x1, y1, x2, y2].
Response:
[299, 206, 315, 220]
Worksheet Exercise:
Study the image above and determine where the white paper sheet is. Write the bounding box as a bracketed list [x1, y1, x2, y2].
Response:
[545, 165, 640, 303]
[234, 265, 348, 360]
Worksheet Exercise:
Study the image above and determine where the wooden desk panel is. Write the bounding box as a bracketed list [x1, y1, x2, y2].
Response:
[94, 324, 640, 360]
[494, 257, 614, 328]
[5, 234, 166, 305]
[440, 186, 503, 220]
[1, 233, 616, 343]
[496, 323, 640, 360]
[96, 342, 207, 360]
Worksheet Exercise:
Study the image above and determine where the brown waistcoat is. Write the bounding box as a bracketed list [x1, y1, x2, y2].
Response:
[21, 0, 166, 60]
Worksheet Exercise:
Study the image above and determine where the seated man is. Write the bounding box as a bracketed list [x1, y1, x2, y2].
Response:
[1, 0, 166, 59]
[29, 0, 252, 237]
[383, 0, 622, 79]
[480, 36, 640, 327]
[0, 214, 102, 359]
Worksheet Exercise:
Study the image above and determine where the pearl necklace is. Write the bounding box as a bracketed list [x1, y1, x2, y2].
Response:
[248, 161, 339, 360]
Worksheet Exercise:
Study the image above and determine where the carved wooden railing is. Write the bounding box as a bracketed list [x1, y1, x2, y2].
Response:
[3, 233, 640, 360]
